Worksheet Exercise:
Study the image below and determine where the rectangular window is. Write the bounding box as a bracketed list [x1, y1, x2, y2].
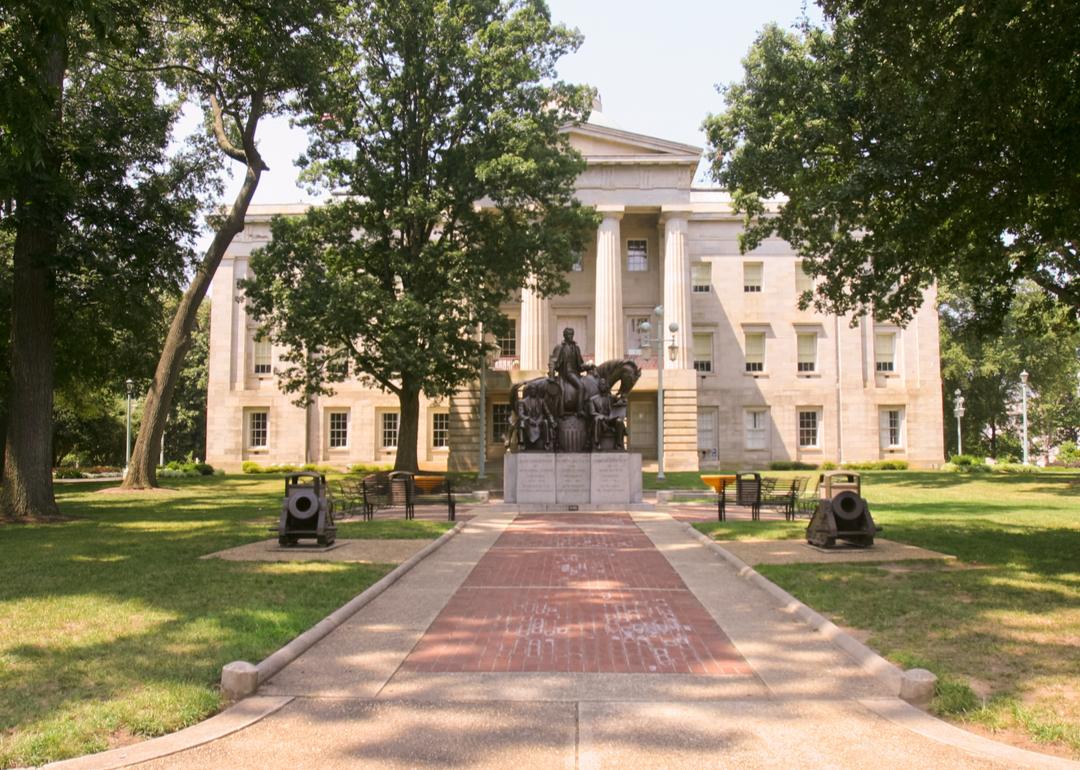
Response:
[798, 409, 820, 448]
[797, 332, 817, 373]
[627, 239, 648, 272]
[328, 411, 348, 448]
[693, 333, 713, 373]
[626, 316, 650, 355]
[880, 407, 905, 449]
[744, 409, 768, 450]
[496, 320, 517, 358]
[795, 260, 814, 296]
[381, 412, 399, 449]
[875, 331, 897, 373]
[743, 262, 763, 292]
[248, 410, 268, 449]
[571, 252, 584, 272]
[744, 332, 765, 372]
[691, 263, 712, 293]
[253, 338, 272, 375]
[697, 409, 717, 460]
[492, 403, 512, 442]
[432, 412, 450, 448]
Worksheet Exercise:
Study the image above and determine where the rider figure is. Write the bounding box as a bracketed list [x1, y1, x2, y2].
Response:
[548, 327, 594, 416]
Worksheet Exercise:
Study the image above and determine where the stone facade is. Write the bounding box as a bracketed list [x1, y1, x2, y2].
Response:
[205, 108, 945, 472]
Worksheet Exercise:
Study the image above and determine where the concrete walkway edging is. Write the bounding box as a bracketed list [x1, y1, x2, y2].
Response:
[35, 696, 294, 770]
[682, 522, 905, 695]
[859, 697, 1080, 770]
[223, 520, 468, 697]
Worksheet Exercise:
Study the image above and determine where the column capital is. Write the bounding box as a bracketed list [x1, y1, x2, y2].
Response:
[596, 205, 625, 221]
[659, 206, 693, 224]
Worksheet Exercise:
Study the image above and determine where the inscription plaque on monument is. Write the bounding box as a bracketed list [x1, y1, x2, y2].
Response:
[555, 454, 591, 504]
[591, 452, 641, 503]
[515, 453, 556, 504]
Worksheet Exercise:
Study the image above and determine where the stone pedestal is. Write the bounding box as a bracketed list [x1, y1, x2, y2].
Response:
[503, 452, 642, 505]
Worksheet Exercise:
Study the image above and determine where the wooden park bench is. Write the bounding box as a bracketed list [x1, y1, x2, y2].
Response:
[360, 471, 456, 521]
[761, 476, 809, 520]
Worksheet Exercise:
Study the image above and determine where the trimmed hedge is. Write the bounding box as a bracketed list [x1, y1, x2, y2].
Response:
[241, 461, 338, 474]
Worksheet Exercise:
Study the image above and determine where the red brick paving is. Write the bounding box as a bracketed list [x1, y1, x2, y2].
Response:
[402, 512, 751, 676]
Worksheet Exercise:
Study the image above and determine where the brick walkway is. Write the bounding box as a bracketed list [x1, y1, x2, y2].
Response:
[402, 512, 752, 675]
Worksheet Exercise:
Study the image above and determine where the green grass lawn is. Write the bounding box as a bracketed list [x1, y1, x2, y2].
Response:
[0, 475, 452, 769]
[694, 470, 1080, 758]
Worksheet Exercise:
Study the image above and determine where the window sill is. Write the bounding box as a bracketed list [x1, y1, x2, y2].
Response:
[796, 373, 821, 379]
[798, 446, 823, 452]
[744, 372, 769, 379]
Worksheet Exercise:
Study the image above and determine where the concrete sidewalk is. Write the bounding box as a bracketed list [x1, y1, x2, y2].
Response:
[70, 509, 1077, 770]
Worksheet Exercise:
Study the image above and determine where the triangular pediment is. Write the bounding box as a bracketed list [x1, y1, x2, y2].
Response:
[563, 123, 702, 165]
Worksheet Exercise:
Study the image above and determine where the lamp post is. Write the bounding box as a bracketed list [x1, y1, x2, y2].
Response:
[125, 378, 134, 475]
[639, 306, 679, 481]
[1020, 370, 1029, 465]
[953, 389, 965, 456]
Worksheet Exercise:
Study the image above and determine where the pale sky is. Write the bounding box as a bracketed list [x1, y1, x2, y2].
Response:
[221, 0, 815, 207]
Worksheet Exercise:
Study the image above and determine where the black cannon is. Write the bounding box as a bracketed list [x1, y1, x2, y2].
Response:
[806, 471, 880, 548]
[278, 472, 336, 547]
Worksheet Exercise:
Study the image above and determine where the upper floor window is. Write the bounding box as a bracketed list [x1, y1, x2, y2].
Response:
[328, 411, 349, 448]
[797, 332, 817, 373]
[253, 338, 272, 375]
[744, 332, 765, 372]
[693, 333, 713, 373]
[571, 251, 584, 272]
[744, 262, 763, 292]
[875, 331, 897, 373]
[496, 321, 517, 358]
[795, 260, 814, 297]
[692, 263, 712, 293]
[627, 239, 648, 272]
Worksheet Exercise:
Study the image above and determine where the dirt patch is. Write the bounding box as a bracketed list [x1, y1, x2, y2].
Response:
[96, 486, 182, 495]
[202, 538, 431, 564]
[716, 537, 954, 567]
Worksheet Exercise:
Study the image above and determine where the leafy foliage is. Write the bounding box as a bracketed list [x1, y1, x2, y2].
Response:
[706, 3, 1080, 322]
[243, 0, 598, 471]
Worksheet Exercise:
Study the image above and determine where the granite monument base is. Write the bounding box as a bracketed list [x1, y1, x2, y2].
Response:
[503, 452, 643, 505]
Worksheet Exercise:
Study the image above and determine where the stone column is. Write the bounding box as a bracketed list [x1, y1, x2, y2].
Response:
[594, 210, 624, 363]
[519, 281, 550, 372]
[662, 211, 692, 369]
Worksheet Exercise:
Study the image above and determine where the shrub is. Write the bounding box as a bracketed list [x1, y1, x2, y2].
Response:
[1054, 441, 1080, 466]
[53, 468, 84, 479]
[992, 463, 1039, 474]
[842, 460, 909, 471]
[348, 463, 393, 474]
[820, 461, 837, 470]
[300, 463, 337, 473]
[949, 454, 979, 467]
[194, 462, 214, 476]
[768, 461, 818, 471]
[241, 461, 308, 474]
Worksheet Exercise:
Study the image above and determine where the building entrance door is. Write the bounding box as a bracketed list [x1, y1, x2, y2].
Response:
[628, 397, 657, 459]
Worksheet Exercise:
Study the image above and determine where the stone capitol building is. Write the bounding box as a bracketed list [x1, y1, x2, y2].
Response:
[206, 103, 945, 472]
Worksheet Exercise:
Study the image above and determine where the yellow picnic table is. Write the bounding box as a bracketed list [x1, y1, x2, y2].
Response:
[701, 474, 737, 521]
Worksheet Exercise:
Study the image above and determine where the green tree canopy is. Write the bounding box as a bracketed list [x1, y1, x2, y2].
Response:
[243, 0, 597, 471]
[941, 281, 1080, 460]
[705, 2, 1080, 324]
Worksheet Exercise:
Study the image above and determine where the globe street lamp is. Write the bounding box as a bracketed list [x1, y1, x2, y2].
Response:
[1020, 370, 1029, 465]
[125, 378, 134, 475]
[639, 306, 679, 481]
[953, 389, 965, 456]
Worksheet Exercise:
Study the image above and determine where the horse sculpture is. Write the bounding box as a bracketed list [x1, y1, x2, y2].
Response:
[507, 358, 641, 452]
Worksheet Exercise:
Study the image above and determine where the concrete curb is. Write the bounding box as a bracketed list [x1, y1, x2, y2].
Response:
[682, 522, 905, 695]
[251, 520, 469, 687]
[859, 697, 1080, 770]
[224, 520, 468, 697]
[35, 696, 293, 770]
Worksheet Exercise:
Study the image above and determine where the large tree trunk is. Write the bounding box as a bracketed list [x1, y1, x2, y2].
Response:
[123, 94, 266, 488]
[1, 27, 67, 519]
[394, 384, 421, 473]
[123, 158, 263, 488]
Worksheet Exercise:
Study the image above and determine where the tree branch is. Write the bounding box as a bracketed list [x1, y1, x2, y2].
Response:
[209, 93, 246, 163]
